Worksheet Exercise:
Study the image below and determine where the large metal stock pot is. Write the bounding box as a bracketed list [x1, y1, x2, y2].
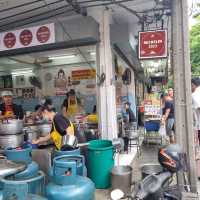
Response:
[0, 120, 23, 135]
[37, 123, 52, 137]
[0, 134, 24, 149]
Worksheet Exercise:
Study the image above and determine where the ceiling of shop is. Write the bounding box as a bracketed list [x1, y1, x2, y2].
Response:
[0, 45, 96, 73]
[0, 0, 169, 75]
[0, 0, 167, 32]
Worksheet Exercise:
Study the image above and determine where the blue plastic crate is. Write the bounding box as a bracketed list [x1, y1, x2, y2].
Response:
[145, 120, 160, 132]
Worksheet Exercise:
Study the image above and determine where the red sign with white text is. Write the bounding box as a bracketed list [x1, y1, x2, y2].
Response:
[0, 23, 55, 51]
[36, 26, 50, 43]
[20, 29, 33, 46]
[139, 30, 167, 59]
[4, 32, 16, 48]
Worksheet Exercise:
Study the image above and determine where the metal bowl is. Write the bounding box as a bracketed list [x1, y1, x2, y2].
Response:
[61, 135, 78, 149]
[0, 120, 24, 135]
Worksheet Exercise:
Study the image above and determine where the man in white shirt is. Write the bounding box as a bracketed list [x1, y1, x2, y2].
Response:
[191, 78, 200, 145]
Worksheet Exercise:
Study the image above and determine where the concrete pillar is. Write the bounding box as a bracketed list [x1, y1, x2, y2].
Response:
[172, 0, 197, 192]
[96, 9, 118, 140]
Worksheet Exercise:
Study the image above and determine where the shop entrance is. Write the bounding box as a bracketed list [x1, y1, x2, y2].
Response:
[0, 44, 98, 140]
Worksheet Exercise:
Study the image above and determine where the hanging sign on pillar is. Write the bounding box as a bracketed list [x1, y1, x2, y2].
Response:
[138, 30, 167, 59]
[0, 23, 55, 51]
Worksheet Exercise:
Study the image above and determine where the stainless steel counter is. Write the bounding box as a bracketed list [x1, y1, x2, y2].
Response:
[32, 147, 53, 176]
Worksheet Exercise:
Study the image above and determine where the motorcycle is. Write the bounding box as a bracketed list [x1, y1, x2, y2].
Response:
[111, 144, 190, 200]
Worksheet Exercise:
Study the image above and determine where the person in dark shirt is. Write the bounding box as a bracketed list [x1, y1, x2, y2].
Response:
[0, 91, 24, 120]
[123, 102, 136, 152]
[32, 98, 74, 150]
[162, 88, 175, 143]
[125, 102, 136, 123]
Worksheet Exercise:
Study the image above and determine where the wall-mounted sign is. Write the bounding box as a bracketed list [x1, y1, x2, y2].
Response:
[0, 23, 55, 51]
[54, 69, 68, 96]
[71, 69, 96, 81]
[139, 30, 167, 59]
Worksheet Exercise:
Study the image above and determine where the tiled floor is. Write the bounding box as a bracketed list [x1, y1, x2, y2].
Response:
[95, 189, 110, 200]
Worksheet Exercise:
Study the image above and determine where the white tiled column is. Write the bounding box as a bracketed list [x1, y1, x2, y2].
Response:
[97, 9, 117, 140]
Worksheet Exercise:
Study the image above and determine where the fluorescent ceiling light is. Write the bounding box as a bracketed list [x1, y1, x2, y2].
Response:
[12, 70, 33, 76]
[49, 55, 76, 60]
[90, 52, 96, 56]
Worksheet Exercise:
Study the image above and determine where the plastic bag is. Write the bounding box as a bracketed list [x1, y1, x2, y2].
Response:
[159, 124, 166, 137]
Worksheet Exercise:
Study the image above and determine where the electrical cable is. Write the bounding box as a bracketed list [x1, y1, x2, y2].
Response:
[82, 0, 136, 8]
[0, 0, 164, 31]
[0, 0, 44, 13]
[0, 9, 75, 32]
[0, 0, 127, 30]
[0, 0, 65, 22]
[0, 5, 72, 30]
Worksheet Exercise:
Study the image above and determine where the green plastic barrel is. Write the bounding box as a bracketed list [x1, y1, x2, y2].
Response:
[88, 140, 114, 189]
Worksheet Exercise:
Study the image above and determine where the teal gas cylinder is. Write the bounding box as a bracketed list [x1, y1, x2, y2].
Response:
[5, 145, 32, 164]
[46, 155, 95, 200]
[4, 145, 39, 179]
[50, 147, 87, 177]
[3, 145, 45, 195]
[0, 179, 47, 200]
[2, 171, 45, 195]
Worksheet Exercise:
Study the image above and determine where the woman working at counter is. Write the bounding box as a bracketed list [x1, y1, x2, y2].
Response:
[32, 98, 74, 150]
[30, 99, 56, 123]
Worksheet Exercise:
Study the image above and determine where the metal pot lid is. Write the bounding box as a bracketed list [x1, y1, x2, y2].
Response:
[0, 156, 26, 178]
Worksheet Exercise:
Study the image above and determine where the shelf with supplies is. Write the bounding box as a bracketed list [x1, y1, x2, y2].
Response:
[144, 105, 161, 118]
[13, 87, 36, 99]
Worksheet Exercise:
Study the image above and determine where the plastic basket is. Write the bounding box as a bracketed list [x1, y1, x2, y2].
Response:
[145, 121, 160, 132]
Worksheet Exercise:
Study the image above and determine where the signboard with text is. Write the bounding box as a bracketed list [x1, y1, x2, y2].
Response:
[71, 69, 96, 81]
[0, 23, 55, 51]
[139, 30, 167, 59]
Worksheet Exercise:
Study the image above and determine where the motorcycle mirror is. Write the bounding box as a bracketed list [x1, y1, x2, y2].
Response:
[110, 189, 124, 200]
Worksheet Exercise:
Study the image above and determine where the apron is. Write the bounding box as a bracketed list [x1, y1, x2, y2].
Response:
[4, 105, 14, 118]
[67, 96, 78, 116]
[51, 121, 75, 150]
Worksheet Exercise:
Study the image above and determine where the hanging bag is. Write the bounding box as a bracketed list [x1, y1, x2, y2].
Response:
[159, 124, 166, 137]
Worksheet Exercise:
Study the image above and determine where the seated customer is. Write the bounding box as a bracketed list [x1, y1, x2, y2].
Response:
[0, 91, 24, 120]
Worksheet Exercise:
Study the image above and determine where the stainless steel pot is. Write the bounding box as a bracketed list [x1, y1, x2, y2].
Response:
[141, 163, 163, 179]
[23, 128, 39, 142]
[0, 120, 24, 135]
[37, 123, 52, 137]
[111, 165, 133, 195]
[61, 135, 78, 149]
[0, 133, 24, 149]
